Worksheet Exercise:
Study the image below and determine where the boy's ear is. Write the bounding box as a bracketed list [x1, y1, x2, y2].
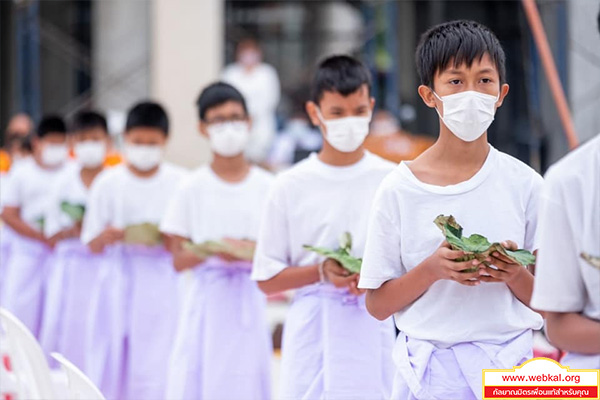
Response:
[198, 121, 208, 138]
[305, 101, 321, 127]
[495, 83, 510, 108]
[417, 85, 437, 109]
[369, 97, 376, 113]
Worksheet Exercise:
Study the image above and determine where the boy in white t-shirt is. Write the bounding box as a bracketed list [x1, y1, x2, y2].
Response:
[38, 111, 111, 372]
[531, 133, 600, 369]
[1, 116, 71, 337]
[359, 20, 544, 399]
[252, 55, 396, 399]
[80, 102, 186, 400]
[160, 82, 273, 400]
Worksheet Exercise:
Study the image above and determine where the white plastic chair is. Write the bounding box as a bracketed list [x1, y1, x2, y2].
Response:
[0, 307, 56, 399]
[51, 353, 105, 400]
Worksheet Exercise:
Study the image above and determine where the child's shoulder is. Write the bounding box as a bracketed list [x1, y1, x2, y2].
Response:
[91, 164, 127, 188]
[161, 161, 189, 179]
[176, 165, 213, 190]
[272, 154, 318, 184]
[250, 165, 276, 184]
[545, 134, 600, 184]
[493, 147, 542, 185]
[364, 151, 397, 174]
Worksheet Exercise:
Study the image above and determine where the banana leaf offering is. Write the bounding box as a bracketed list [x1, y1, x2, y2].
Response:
[60, 201, 86, 222]
[124, 223, 162, 246]
[303, 232, 362, 274]
[184, 238, 256, 261]
[434, 215, 536, 273]
[581, 252, 600, 270]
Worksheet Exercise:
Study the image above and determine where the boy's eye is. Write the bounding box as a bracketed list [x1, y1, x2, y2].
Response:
[449, 79, 461, 85]
[480, 78, 492, 84]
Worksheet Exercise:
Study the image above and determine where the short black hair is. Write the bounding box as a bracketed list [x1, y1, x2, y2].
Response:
[416, 20, 506, 88]
[311, 55, 372, 104]
[37, 115, 67, 138]
[125, 101, 169, 136]
[71, 110, 108, 134]
[196, 82, 248, 121]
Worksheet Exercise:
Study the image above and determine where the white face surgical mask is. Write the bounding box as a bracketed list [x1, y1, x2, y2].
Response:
[41, 143, 68, 167]
[124, 144, 163, 171]
[74, 140, 107, 168]
[433, 90, 499, 142]
[206, 121, 250, 157]
[316, 108, 371, 153]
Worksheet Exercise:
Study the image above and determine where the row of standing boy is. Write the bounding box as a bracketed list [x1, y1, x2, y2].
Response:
[1, 19, 599, 400]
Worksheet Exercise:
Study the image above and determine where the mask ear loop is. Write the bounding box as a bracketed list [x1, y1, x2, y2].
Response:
[431, 89, 445, 120]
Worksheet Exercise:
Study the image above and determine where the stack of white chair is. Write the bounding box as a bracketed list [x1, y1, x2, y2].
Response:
[0, 308, 105, 400]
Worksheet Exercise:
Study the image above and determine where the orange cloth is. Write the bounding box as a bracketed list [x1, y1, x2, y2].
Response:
[104, 151, 122, 167]
[0, 150, 11, 173]
[364, 130, 435, 163]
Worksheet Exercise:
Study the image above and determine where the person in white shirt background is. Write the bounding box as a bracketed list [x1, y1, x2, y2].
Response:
[252, 55, 395, 400]
[37, 111, 111, 374]
[1, 116, 72, 338]
[0, 113, 34, 303]
[359, 20, 543, 400]
[530, 11, 600, 371]
[222, 38, 281, 164]
[530, 132, 600, 370]
[161, 81, 273, 400]
[80, 102, 187, 400]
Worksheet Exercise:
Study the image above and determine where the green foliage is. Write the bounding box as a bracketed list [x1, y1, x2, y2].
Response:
[60, 201, 86, 222]
[434, 215, 536, 269]
[184, 240, 255, 261]
[303, 232, 362, 274]
[124, 223, 162, 246]
[581, 252, 600, 270]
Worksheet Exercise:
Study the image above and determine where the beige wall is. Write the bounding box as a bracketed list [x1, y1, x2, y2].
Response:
[151, 0, 224, 168]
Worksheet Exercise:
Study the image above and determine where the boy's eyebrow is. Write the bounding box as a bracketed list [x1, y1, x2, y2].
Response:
[477, 68, 496, 74]
[441, 68, 464, 75]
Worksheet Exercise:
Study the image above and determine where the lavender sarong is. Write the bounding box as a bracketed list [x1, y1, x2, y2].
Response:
[166, 257, 272, 400]
[280, 284, 395, 400]
[39, 239, 102, 372]
[85, 244, 180, 400]
[391, 330, 534, 400]
[1, 234, 52, 338]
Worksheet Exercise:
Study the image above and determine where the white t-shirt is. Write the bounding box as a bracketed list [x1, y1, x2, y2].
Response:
[44, 166, 91, 238]
[2, 158, 74, 231]
[359, 145, 544, 347]
[160, 165, 274, 242]
[531, 135, 600, 365]
[81, 163, 187, 244]
[252, 151, 395, 281]
[222, 63, 280, 161]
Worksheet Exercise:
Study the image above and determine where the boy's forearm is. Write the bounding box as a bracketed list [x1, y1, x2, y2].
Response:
[1, 211, 44, 242]
[507, 267, 535, 306]
[257, 264, 320, 295]
[546, 312, 600, 354]
[365, 262, 437, 321]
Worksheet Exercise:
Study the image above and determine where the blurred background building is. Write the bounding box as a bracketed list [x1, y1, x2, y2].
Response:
[1, 0, 599, 171]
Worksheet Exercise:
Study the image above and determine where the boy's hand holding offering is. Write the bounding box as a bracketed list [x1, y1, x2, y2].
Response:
[423, 241, 484, 286]
[90, 226, 124, 253]
[173, 249, 204, 272]
[479, 240, 527, 284]
[47, 224, 82, 247]
[322, 259, 365, 296]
